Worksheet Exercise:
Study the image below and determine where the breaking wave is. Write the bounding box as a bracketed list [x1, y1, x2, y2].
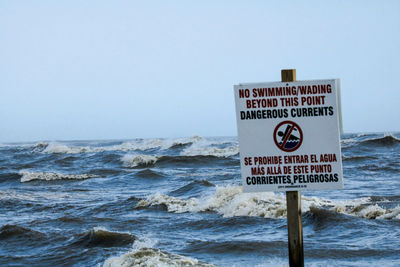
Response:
[136, 185, 400, 220]
[103, 237, 215, 267]
[328, 203, 400, 220]
[19, 170, 97, 182]
[136, 186, 288, 218]
[103, 248, 216, 267]
[122, 154, 238, 168]
[181, 143, 239, 157]
[165, 135, 203, 150]
[33, 136, 204, 154]
[340, 138, 357, 146]
[121, 155, 159, 168]
[40, 142, 91, 154]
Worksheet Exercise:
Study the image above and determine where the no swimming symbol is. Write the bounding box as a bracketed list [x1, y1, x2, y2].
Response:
[273, 121, 303, 152]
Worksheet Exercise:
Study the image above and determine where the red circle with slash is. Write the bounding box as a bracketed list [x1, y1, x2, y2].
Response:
[273, 121, 303, 152]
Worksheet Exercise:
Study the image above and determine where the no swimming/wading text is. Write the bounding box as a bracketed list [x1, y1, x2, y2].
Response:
[239, 84, 334, 120]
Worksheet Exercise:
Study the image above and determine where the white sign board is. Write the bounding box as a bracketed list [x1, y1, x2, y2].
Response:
[234, 79, 344, 192]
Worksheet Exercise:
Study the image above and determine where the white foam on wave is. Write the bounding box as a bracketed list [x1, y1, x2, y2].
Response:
[181, 140, 239, 158]
[160, 135, 203, 150]
[136, 185, 400, 220]
[41, 142, 91, 154]
[90, 226, 131, 235]
[35, 136, 204, 154]
[103, 236, 215, 267]
[340, 138, 357, 148]
[137, 186, 289, 218]
[331, 202, 400, 220]
[119, 139, 164, 151]
[383, 132, 399, 138]
[40, 141, 150, 154]
[81, 226, 133, 238]
[121, 154, 159, 168]
[137, 193, 200, 213]
[19, 170, 97, 182]
[85, 226, 134, 239]
[118, 136, 202, 151]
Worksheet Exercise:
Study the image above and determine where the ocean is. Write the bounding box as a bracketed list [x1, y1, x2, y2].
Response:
[0, 133, 399, 267]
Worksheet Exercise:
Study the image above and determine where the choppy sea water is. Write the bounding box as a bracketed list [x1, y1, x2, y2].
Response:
[0, 133, 399, 267]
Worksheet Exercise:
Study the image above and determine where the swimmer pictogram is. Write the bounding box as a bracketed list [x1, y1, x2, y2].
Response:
[273, 121, 303, 152]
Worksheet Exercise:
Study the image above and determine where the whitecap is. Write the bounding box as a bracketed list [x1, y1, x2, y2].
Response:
[19, 170, 97, 182]
[119, 139, 164, 151]
[103, 236, 215, 267]
[42, 142, 91, 154]
[35, 136, 204, 154]
[121, 154, 158, 168]
[181, 140, 239, 157]
[136, 185, 399, 220]
[136, 193, 199, 213]
[331, 201, 400, 220]
[137, 186, 288, 218]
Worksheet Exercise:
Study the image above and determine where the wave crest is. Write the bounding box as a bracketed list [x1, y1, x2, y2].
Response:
[103, 237, 215, 267]
[72, 227, 135, 248]
[136, 186, 289, 218]
[360, 134, 400, 147]
[39, 142, 91, 154]
[33, 136, 205, 154]
[0, 224, 45, 240]
[342, 155, 378, 162]
[181, 145, 239, 158]
[331, 203, 400, 220]
[103, 247, 215, 267]
[121, 155, 158, 168]
[137, 193, 199, 213]
[136, 185, 400, 220]
[19, 170, 97, 182]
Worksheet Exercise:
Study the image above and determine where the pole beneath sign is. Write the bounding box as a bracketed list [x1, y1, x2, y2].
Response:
[281, 69, 304, 267]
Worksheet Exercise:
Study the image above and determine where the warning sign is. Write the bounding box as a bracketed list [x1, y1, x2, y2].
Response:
[234, 79, 344, 192]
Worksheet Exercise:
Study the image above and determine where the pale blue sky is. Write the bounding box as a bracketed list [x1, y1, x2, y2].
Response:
[1, 1, 399, 142]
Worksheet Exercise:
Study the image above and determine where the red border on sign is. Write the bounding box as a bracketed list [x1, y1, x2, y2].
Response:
[273, 120, 303, 152]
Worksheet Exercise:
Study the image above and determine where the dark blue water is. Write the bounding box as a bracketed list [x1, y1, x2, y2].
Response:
[0, 133, 399, 266]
